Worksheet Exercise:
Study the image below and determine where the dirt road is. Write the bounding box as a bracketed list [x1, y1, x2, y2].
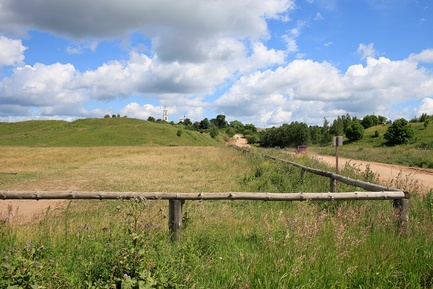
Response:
[314, 154, 433, 190]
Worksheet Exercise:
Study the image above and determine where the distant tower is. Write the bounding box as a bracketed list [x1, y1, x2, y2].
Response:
[163, 107, 168, 122]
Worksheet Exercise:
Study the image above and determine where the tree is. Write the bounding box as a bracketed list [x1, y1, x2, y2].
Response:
[210, 114, 227, 129]
[384, 118, 414, 144]
[147, 116, 156, 122]
[183, 118, 192, 126]
[378, 115, 387, 124]
[209, 126, 219, 138]
[225, 127, 236, 137]
[361, 114, 379, 129]
[229, 120, 245, 133]
[199, 118, 210, 130]
[345, 120, 364, 141]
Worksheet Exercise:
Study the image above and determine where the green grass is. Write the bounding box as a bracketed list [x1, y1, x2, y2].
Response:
[0, 118, 224, 147]
[311, 121, 433, 168]
[1, 146, 433, 288]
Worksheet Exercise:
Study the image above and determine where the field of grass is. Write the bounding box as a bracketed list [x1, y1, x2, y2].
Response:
[0, 118, 224, 147]
[1, 145, 433, 288]
[311, 121, 433, 169]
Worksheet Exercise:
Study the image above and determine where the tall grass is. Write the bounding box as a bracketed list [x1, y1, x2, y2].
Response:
[1, 146, 433, 288]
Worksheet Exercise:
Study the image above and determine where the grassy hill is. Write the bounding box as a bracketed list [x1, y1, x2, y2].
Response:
[0, 118, 225, 147]
[311, 121, 433, 168]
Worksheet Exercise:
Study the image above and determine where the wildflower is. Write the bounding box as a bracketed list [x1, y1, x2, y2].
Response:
[116, 205, 121, 210]
[3, 264, 10, 270]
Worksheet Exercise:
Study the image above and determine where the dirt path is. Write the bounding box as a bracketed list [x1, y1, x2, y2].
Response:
[233, 134, 250, 147]
[314, 154, 433, 190]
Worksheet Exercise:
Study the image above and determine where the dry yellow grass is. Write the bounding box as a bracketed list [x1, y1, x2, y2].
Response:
[1, 145, 253, 223]
[0, 146, 250, 192]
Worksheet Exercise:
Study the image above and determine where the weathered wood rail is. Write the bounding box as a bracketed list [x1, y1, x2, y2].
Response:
[1, 190, 409, 240]
[0, 150, 410, 240]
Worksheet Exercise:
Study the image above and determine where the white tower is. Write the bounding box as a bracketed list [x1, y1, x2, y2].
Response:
[163, 107, 168, 122]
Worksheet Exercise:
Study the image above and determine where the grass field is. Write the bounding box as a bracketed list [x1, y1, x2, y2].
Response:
[1, 145, 433, 288]
[311, 121, 433, 169]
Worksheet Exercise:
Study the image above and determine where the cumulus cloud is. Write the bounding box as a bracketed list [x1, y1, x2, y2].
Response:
[214, 49, 433, 126]
[0, 0, 295, 63]
[414, 97, 433, 116]
[0, 36, 26, 67]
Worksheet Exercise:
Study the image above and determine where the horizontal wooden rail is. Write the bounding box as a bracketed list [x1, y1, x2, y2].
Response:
[0, 190, 406, 201]
[263, 154, 406, 194]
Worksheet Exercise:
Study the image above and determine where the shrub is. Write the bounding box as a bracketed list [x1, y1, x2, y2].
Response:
[176, 129, 183, 137]
[384, 118, 414, 144]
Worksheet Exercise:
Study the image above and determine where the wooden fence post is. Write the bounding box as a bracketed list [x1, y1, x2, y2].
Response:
[393, 198, 409, 236]
[330, 177, 336, 192]
[300, 169, 305, 181]
[168, 199, 184, 242]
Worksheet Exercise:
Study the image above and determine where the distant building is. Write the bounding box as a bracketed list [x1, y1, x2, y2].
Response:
[163, 107, 168, 122]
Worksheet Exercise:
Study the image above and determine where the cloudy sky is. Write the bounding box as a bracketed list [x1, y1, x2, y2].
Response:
[1, 0, 432, 126]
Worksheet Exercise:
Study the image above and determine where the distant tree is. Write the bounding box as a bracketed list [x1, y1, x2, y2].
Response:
[199, 118, 210, 130]
[243, 123, 257, 134]
[225, 127, 236, 137]
[104, 114, 110, 118]
[378, 115, 387, 124]
[210, 114, 228, 129]
[424, 119, 430, 129]
[117, 114, 120, 118]
[309, 125, 322, 145]
[147, 116, 156, 122]
[345, 120, 364, 141]
[229, 120, 245, 133]
[209, 126, 219, 138]
[384, 118, 414, 144]
[112, 114, 117, 118]
[183, 118, 192, 126]
[320, 118, 332, 146]
[361, 114, 379, 129]
[193, 121, 200, 130]
[420, 113, 429, 122]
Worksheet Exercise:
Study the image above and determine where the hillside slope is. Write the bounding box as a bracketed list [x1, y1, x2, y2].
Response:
[0, 118, 223, 147]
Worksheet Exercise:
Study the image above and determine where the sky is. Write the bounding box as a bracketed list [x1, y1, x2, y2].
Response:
[1, 0, 433, 127]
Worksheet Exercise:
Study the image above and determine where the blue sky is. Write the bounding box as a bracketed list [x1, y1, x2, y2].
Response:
[1, 0, 433, 126]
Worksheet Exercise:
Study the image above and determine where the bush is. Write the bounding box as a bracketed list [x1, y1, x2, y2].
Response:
[176, 129, 182, 137]
[345, 121, 364, 141]
[384, 118, 414, 144]
[209, 127, 219, 138]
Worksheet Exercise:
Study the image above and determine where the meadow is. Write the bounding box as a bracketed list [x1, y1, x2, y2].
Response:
[311, 121, 433, 169]
[1, 145, 433, 288]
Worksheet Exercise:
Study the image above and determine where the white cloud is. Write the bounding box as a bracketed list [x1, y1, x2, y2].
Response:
[0, 36, 26, 67]
[0, 0, 295, 63]
[314, 12, 324, 20]
[66, 41, 98, 54]
[414, 97, 433, 116]
[214, 50, 433, 126]
[357, 43, 377, 60]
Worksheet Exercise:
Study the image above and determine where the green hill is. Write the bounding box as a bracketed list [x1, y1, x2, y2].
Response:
[0, 118, 225, 147]
[311, 121, 433, 168]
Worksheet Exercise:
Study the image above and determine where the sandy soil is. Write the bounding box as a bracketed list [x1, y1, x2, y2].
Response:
[233, 134, 250, 147]
[313, 154, 433, 190]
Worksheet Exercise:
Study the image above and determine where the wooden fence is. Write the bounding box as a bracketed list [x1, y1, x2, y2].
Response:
[0, 150, 409, 241]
